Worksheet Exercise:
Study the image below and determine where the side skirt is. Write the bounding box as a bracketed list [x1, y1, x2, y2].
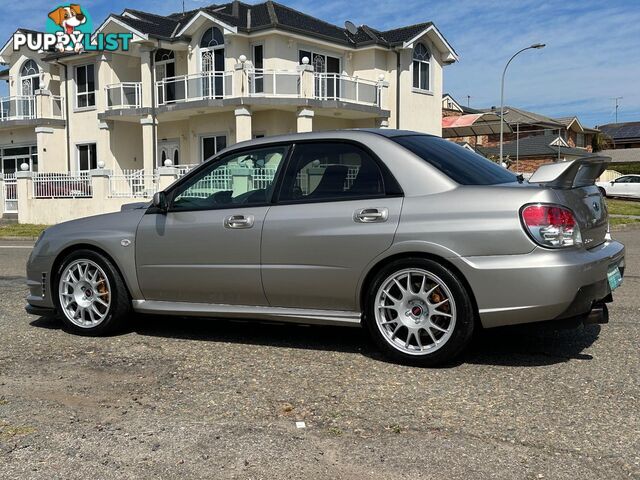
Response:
[131, 300, 362, 327]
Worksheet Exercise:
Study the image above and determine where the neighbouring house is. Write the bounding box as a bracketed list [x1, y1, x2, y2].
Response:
[596, 122, 640, 171]
[598, 121, 640, 149]
[0, 0, 458, 222]
[441, 99, 598, 172]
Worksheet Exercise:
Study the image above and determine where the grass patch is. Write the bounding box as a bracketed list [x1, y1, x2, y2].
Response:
[0, 223, 48, 237]
[0, 423, 36, 438]
[609, 217, 640, 227]
[606, 199, 640, 216]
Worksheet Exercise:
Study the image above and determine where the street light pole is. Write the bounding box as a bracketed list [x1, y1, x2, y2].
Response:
[499, 43, 546, 162]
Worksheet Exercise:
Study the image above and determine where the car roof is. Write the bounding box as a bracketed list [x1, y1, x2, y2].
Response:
[223, 129, 435, 153]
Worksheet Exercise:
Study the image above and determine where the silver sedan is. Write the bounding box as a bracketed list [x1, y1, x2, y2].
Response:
[26, 130, 625, 366]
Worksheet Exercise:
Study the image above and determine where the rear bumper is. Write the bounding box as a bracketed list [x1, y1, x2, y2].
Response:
[453, 240, 625, 328]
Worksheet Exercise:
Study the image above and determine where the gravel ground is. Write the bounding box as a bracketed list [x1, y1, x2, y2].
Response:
[0, 233, 638, 479]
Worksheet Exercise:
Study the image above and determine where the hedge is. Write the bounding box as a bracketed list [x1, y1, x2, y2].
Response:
[609, 162, 640, 175]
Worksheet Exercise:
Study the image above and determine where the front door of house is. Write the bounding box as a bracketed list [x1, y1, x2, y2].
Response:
[158, 140, 180, 168]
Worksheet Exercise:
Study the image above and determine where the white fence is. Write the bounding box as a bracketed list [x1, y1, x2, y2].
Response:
[314, 73, 381, 107]
[105, 83, 142, 110]
[32, 172, 92, 199]
[2, 173, 17, 213]
[248, 69, 300, 97]
[156, 71, 234, 105]
[109, 169, 158, 198]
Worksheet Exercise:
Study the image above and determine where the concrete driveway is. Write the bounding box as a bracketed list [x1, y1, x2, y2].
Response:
[0, 232, 638, 479]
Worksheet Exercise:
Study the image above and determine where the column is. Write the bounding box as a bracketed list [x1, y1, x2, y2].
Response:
[96, 53, 113, 113]
[34, 89, 52, 118]
[297, 107, 314, 133]
[235, 106, 252, 143]
[15, 171, 33, 224]
[98, 121, 114, 171]
[233, 61, 247, 97]
[0, 176, 4, 217]
[157, 167, 179, 191]
[140, 48, 154, 108]
[140, 115, 157, 173]
[90, 168, 111, 201]
[297, 64, 314, 99]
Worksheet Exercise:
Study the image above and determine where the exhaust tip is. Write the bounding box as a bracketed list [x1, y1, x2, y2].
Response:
[584, 303, 609, 325]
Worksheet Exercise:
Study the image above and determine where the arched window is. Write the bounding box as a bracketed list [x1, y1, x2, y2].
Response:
[412, 43, 430, 91]
[20, 59, 40, 95]
[155, 49, 175, 62]
[199, 27, 225, 98]
[200, 27, 224, 48]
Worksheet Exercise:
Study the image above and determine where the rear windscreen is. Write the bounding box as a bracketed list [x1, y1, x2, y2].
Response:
[393, 135, 518, 185]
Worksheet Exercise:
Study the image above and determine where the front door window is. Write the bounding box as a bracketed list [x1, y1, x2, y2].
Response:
[171, 146, 287, 212]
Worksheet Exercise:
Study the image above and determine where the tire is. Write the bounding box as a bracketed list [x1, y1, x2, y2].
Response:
[54, 249, 130, 335]
[363, 258, 475, 367]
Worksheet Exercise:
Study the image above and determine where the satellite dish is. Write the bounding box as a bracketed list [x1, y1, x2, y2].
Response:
[344, 21, 358, 35]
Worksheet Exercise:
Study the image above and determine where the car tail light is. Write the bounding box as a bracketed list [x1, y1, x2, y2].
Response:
[521, 204, 582, 248]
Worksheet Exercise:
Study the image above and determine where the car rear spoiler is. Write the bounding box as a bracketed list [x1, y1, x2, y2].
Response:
[527, 156, 611, 189]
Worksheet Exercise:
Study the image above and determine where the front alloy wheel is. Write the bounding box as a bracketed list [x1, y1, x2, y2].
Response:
[365, 258, 475, 366]
[55, 249, 130, 335]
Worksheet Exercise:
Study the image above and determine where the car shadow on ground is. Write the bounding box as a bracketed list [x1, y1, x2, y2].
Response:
[30, 314, 601, 368]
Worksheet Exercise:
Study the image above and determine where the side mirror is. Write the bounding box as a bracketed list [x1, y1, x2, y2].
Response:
[152, 191, 168, 213]
[610, 181, 615, 185]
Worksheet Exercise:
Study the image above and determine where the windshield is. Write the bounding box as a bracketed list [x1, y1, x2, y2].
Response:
[393, 135, 518, 185]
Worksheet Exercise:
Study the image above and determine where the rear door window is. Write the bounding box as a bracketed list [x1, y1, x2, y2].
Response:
[393, 135, 517, 185]
[278, 142, 386, 202]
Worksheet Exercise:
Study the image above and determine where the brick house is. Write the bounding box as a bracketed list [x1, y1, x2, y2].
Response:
[441, 96, 598, 173]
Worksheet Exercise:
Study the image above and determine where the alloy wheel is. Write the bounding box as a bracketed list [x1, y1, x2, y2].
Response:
[58, 259, 111, 328]
[374, 268, 457, 355]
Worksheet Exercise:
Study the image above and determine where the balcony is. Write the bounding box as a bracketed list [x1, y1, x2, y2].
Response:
[248, 69, 301, 97]
[313, 73, 382, 107]
[0, 93, 65, 124]
[156, 71, 234, 106]
[105, 83, 142, 110]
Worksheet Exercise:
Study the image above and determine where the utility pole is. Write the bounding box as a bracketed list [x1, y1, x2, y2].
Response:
[466, 95, 471, 108]
[612, 97, 623, 123]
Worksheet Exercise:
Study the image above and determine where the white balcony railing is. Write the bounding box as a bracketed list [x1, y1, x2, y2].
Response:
[314, 73, 382, 107]
[0, 95, 65, 121]
[0, 96, 36, 120]
[248, 69, 300, 97]
[156, 71, 233, 106]
[105, 82, 142, 110]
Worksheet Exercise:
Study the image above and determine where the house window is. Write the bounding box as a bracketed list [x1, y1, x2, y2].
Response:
[200, 27, 225, 97]
[201, 135, 227, 162]
[20, 59, 40, 95]
[576, 132, 585, 147]
[77, 143, 97, 171]
[412, 43, 431, 91]
[75, 64, 95, 108]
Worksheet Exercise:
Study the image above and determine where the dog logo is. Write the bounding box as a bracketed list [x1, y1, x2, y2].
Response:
[12, 4, 131, 53]
[48, 4, 87, 52]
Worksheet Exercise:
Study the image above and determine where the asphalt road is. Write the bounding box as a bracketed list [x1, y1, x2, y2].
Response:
[0, 233, 638, 479]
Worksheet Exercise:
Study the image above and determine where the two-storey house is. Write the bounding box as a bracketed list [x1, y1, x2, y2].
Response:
[0, 0, 458, 185]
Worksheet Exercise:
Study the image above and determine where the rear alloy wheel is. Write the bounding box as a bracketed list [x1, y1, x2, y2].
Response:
[56, 250, 130, 335]
[364, 258, 475, 366]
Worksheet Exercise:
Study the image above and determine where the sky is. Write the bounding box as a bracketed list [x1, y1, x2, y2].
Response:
[1, 0, 639, 127]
